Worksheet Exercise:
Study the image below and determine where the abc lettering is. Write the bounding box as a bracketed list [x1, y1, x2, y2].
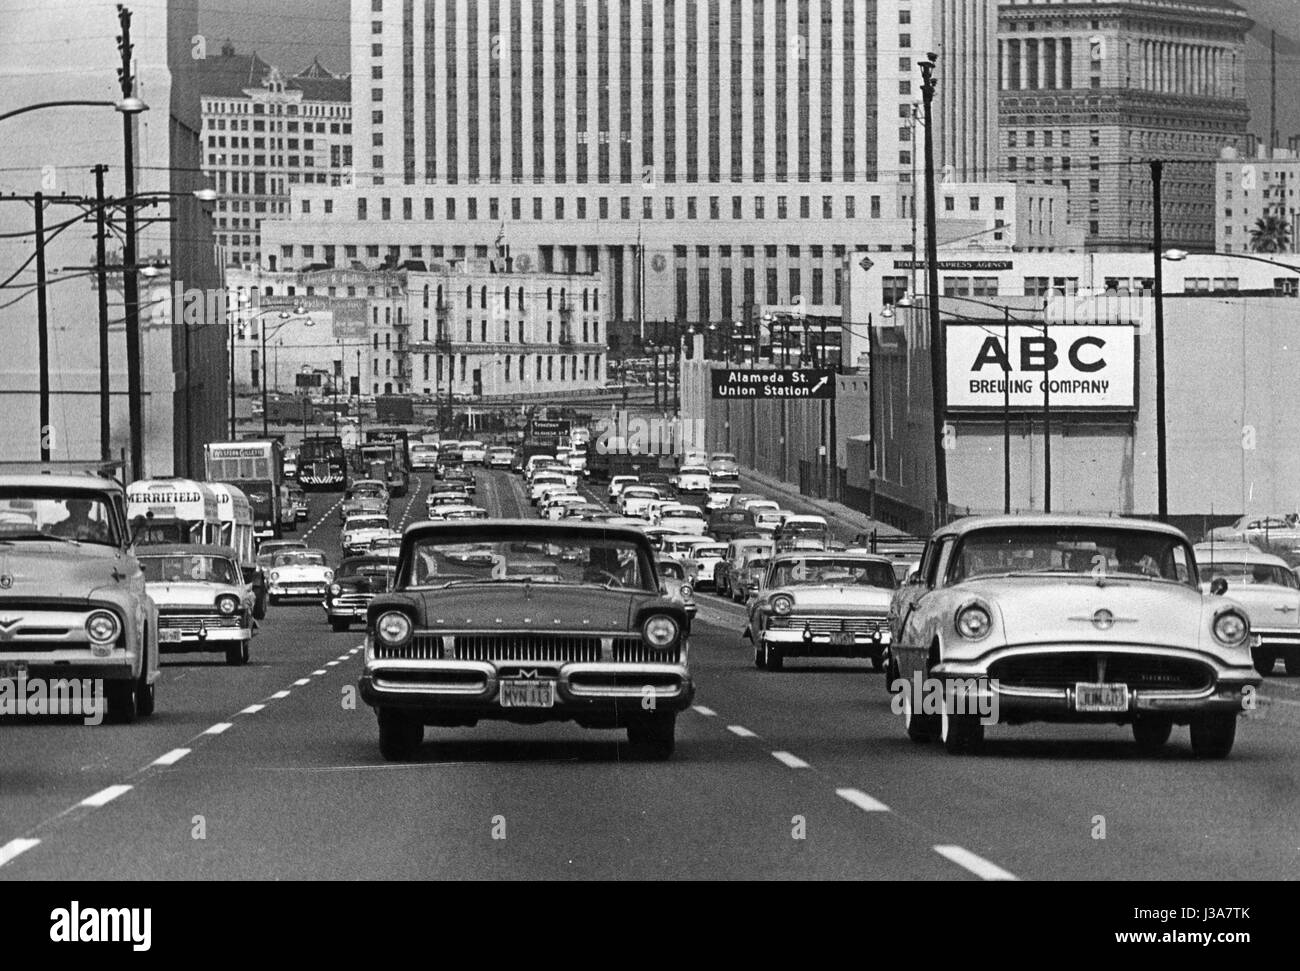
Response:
[969, 335, 1107, 373]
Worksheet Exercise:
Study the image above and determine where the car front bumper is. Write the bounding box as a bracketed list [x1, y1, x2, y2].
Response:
[0, 650, 141, 682]
[360, 659, 695, 721]
[761, 628, 891, 656]
[1252, 628, 1300, 657]
[270, 584, 329, 599]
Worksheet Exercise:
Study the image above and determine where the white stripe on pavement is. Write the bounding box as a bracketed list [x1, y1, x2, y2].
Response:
[772, 750, 810, 769]
[204, 722, 233, 735]
[312, 669, 327, 676]
[692, 705, 717, 716]
[80, 785, 132, 808]
[727, 725, 757, 738]
[0, 839, 40, 868]
[836, 788, 891, 813]
[270, 690, 291, 699]
[293, 678, 311, 686]
[326, 661, 340, 667]
[239, 704, 265, 715]
[151, 748, 191, 767]
[933, 845, 1018, 881]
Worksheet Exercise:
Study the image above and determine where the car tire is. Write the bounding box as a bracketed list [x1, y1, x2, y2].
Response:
[940, 704, 985, 755]
[105, 679, 138, 724]
[870, 653, 884, 672]
[753, 643, 766, 669]
[627, 713, 676, 760]
[1189, 713, 1237, 759]
[252, 587, 267, 621]
[1131, 715, 1173, 752]
[378, 708, 423, 761]
[330, 618, 352, 633]
[901, 684, 938, 742]
[1286, 656, 1300, 676]
[1254, 651, 1277, 676]
[226, 640, 250, 666]
[134, 639, 155, 717]
[763, 640, 784, 672]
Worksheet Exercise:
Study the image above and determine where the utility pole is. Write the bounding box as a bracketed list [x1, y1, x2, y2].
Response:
[117, 4, 143, 479]
[1151, 159, 1169, 521]
[866, 312, 877, 520]
[1003, 306, 1011, 514]
[34, 193, 51, 461]
[920, 52, 948, 524]
[93, 165, 112, 461]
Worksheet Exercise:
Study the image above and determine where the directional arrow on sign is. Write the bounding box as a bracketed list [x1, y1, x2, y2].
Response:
[809, 377, 829, 396]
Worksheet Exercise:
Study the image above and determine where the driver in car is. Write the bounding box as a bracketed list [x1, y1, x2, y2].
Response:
[48, 498, 109, 542]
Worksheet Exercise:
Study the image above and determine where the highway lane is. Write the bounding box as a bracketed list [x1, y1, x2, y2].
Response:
[2, 468, 1298, 880]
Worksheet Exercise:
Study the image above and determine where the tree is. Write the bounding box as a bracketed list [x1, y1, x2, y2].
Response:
[1249, 214, 1293, 253]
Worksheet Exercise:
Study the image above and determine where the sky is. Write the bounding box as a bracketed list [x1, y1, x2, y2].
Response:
[197, 0, 1300, 145]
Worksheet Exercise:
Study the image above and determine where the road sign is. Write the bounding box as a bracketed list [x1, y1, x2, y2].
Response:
[711, 369, 837, 400]
[529, 419, 571, 438]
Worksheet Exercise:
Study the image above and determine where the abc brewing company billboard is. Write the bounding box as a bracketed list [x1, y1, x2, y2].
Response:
[946, 297, 1140, 413]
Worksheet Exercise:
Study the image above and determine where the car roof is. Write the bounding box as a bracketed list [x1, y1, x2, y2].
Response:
[1194, 543, 1288, 566]
[0, 473, 124, 492]
[769, 550, 893, 565]
[403, 519, 653, 542]
[137, 543, 240, 558]
[935, 513, 1191, 541]
[269, 547, 329, 557]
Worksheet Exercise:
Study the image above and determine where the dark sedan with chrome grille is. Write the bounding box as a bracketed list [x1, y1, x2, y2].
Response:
[324, 555, 396, 632]
[359, 520, 694, 761]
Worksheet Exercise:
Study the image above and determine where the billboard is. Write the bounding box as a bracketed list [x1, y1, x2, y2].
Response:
[946, 321, 1137, 412]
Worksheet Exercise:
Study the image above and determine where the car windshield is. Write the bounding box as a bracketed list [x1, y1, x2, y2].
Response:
[694, 546, 728, 559]
[404, 527, 655, 591]
[680, 467, 710, 476]
[338, 561, 396, 579]
[951, 526, 1195, 585]
[1204, 561, 1299, 588]
[140, 554, 239, 584]
[663, 507, 704, 520]
[274, 552, 327, 567]
[658, 560, 686, 579]
[624, 488, 658, 499]
[768, 557, 897, 589]
[745, 557, 771, 573]
[711, 454, 737, 462]
[347, 517, 389, 531]
[0, 490, 119, 546]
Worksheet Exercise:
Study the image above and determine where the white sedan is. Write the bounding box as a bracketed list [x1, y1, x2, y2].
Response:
[540, 494, 587, 520]
[688, 542, 729, 590]
[608, 475, 640, 501]
[266, 548, 335, 604]
[656, 503, 708, 535]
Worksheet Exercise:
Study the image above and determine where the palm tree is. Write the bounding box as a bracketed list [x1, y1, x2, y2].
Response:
[1249, 214, 1293, 253]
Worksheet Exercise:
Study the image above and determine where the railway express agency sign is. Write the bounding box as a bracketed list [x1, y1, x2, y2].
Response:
[946, 322, 1137, 412]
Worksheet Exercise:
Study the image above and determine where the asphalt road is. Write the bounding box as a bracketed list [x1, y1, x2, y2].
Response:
[3, 470, 1300, 880]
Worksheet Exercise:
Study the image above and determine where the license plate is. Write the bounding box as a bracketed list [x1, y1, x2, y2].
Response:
[499, 679, 556, 708]
[0, 660, 27, 680]
[159, 629, 184, 643]
[829, 631, 856, 646]
[1074, 682, 1130, 712]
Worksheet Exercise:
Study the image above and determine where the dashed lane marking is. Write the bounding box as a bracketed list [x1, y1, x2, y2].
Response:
[727, 725, 758, 738]
[270, 690, 291, 700]
[772, 750, 810, 769]
[692, 705, 717, 716]
[204, 723, 233, 736]
[933, 845, 1019, 881]
[79, 785, 132, 808]
[150, 748, 191, 767]
[239, 704, 265, 715]
[836, 788, 891, 813]
[0, 839, 40, 867]
[293, 678, 311, 686]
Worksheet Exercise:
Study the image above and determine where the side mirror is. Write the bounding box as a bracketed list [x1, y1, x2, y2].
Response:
[1210, 577, 1228, 596]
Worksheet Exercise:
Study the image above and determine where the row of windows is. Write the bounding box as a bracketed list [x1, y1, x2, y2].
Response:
[205, 117, 349, 135]
[203, 100, 348, 118]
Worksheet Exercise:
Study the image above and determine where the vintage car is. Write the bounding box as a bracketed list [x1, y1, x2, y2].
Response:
[1195, 542, 1300, 675]
[324, 555, 397, 631]
[619, 486, 662, 519]
[608, 475, 640, 502]
[137, 544, 254, 665]
[339, 480, 390, 524]
[440, 506, 489, 522]
[774, 515, 832, 549]
[1206, 514, 1300, 555]
[732, 553, 773, 604]
[708, 507, 759, 543]
[255, 538, 307, 573]
[745, 552, 897, 671]
[528, 472, 570, 505]
[460, 440, 488, 465]
[342, 514, 392, 558]
[655, 556, 697, 626]
[486, 446, 516, 469]
[563, 503, 614, 522]
[0, 470, 160, 721]
[714, 537, 775, 598]
[707, 452, 740, 481]
[442, 466, 477, 495]
[728, 492, 768, 511]
[888, 515, 1262, 758]
[687, 542, 729, 591]
[287, 484, 310, 522]
[359, 521, 694, 761]
[671, 466, 713, 496]
[266, 548, 335, 603]
[540, 493, 587, 520]
[410, 443, 440, 471]
[365, 535, 404, 561]
[655, 503, 708, 536]
[706, 482, 743, 511]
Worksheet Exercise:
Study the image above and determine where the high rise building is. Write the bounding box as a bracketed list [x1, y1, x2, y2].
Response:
[1214, 145, 1299, 254]
[997, 0, 1253, 252]
[198, 44, 352, 269]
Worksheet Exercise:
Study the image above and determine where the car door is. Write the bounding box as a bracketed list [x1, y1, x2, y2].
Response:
[890, 535, 952, 653]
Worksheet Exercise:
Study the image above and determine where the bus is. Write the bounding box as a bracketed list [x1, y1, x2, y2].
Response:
[297, 435, 348, 491]
[203, 440, 284, 541]
[363, 427, 411, 496]
[125, 478, 222, 545]
[208, 482, 267, 619]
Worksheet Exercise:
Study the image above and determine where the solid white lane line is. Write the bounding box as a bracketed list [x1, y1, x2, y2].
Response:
[692, 705, 717, 716]
[293, 678, 311, 686]
[80, 785, 132, 808]
[0, 839, 40, 867]
[151, 748, 191, 767]
[836, 788, 891, 813]
[772, 750, 810, 769]
[270, 690, 291, 699]
[239, 704, 265, 715]
[727, 725, 757, 738]
[933, 845, 1018, 881]
[204, 722, 233, 735]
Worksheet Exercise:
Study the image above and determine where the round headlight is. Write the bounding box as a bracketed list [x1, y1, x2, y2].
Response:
[324, 569, 334, 581]
[216, 595, 239, 615]
[328, 583, 342, 596]
[1213, 610, 1248, 646]
[956, 603, 993, 640]
[376, 611, 413, 646]
[85, 610, 120, 645]
[270, 571, 280, 582]
[771, 594, 794, 615]
[680, 583, 694, 600]
[643, 615, 679, 648]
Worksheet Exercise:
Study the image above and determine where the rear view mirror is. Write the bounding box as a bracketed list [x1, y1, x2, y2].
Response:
[1210, 577, 1228, 596]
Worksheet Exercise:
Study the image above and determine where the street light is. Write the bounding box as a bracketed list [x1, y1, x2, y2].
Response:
[260, 306, 309, 436]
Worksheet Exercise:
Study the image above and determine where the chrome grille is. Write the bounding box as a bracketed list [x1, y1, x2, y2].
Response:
[988, 654, 1213, 692]
[454, 634, 601, 663]
[157, 614, 242, 630]
[332, 593, 373, 608]
[770, 614, 889, 635]
[374, 635, 443, 661]
[611, 637, 681, 664]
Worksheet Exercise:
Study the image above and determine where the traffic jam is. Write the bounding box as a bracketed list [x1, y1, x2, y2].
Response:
[0, 414, 1275, 762]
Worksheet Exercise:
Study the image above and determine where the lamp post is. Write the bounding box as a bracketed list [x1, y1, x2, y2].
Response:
[920, 51, 948, 525]
[260, 307, 309, 437]
[1150, 160, 1168, 521]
